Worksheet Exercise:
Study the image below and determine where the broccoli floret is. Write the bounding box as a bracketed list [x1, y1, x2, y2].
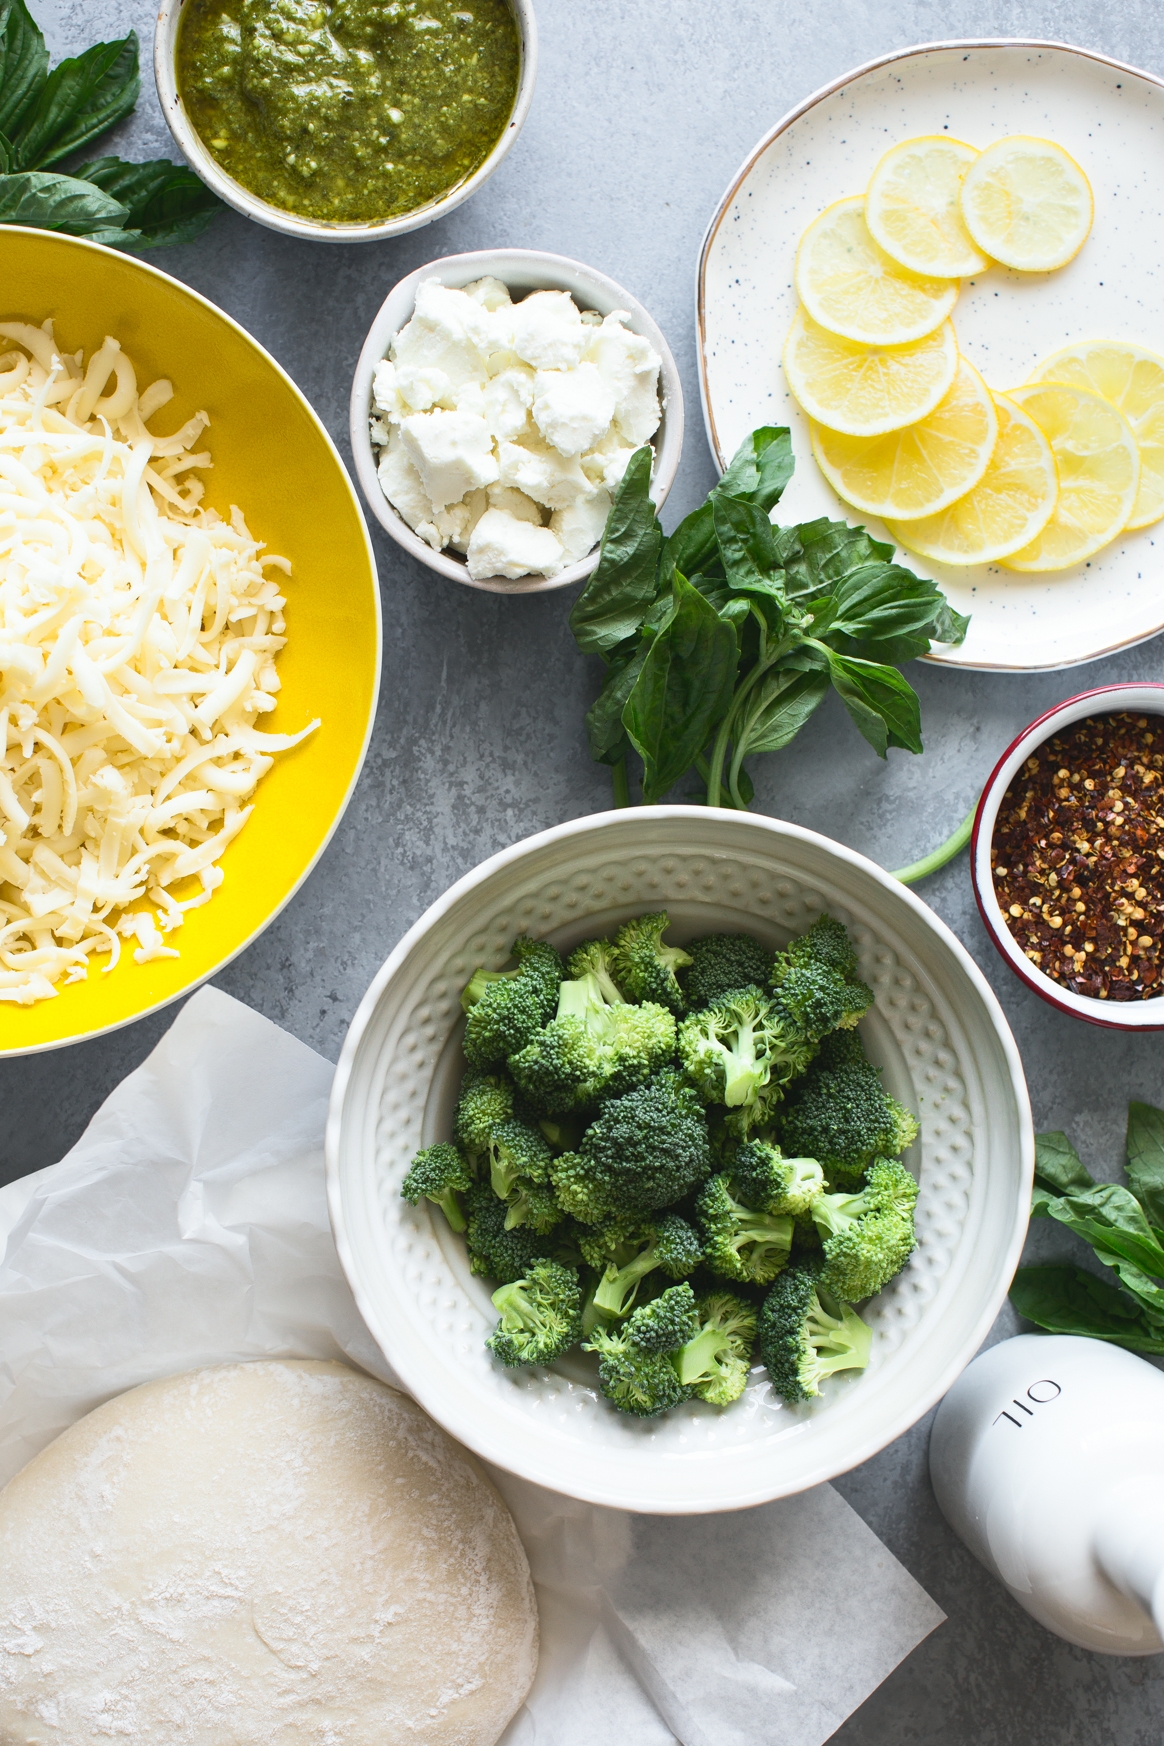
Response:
[538, 1114, 583, 1152]
[612, 911, 692, 1015]
[674, 1291, 757, 1406]
[400, 1142, 474, 1233]
[583, 1284, 696, 1417]
[779, 1057, 920, 1188]
[486, 1259, 584, 1366]
[454, 1071, 515, 1162]
[683, 933, 772, 1010]
[486, 1118, 554, 1198]
[509, 957, 676, 1114]
[773, 961, 874, 1038]
[565, 937, 626, 1001]
[772, 914, 859, 985]
[696, 1173, 794, 1285]
[556, 1069, 712, 1220]
[587, 1212, 703, 1319]
[758, 1262, 872, 1402]
[461, 936, 563, 1069]
[809, 1158, 918, 1302]
[678, 985, 816, 1117]
[465, 1181, 548, 1282]
[731, 1137, 825, 1218]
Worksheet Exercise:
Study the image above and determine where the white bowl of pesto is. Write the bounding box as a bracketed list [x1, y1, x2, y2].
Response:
[349, 248, 685, 594]
[154, 0, 537, 242]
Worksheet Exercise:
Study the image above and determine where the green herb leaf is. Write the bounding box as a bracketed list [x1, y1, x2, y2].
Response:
[659, 500, 718, 589]
[0, 168, 128, 234]
[823, 651, 923, 757]
[733, 667, 830, 759]
[715, 426, 794, 511]
[930, 598, 971, 647]
[1126, 1101, 1164, 1230]
[1032, 1182, 1164, 1317]
[569, 446, 661, 656]
[712, 490, 781, 596]
[624, 574, 739, 803]
[585, 641, 649, 766]
[1034, 1129, 1095, 1194]
[1010, 1264, 1164, 1352]
[0, 0, 47, 144]
[781, 517, 895, 603]
[11, 32, 138, 170]
[74, 155, 220, 246]
[827, 562, 955, 658]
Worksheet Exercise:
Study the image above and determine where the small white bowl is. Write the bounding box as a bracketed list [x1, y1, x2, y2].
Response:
[153, 0, 537, 243]
[973, 682, 1164, 1031]
[326, 806, 1032, 1514]
[349, 248, 684, 594]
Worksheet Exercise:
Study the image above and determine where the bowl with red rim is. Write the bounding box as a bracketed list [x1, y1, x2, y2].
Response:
[972, 682, 1164, 1030]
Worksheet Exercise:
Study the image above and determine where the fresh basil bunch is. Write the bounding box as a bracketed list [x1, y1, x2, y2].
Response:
[0, 0, 219, 249]
[569, 427, 969, 808]
[1011, 1109, 1164, 1354]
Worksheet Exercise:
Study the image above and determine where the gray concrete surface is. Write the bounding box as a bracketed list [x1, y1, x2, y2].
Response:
[7, 2, 1164, 1737]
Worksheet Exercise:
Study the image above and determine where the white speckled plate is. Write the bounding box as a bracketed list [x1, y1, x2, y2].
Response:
[698, 41, 1164, 672]
[326, 809, 1032, 1514]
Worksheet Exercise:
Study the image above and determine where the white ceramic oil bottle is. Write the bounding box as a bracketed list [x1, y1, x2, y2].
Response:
[930, 1333, 1164, 1654]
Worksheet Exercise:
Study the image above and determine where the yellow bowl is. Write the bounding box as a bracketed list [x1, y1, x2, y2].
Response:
[0, 228, 381, 1057]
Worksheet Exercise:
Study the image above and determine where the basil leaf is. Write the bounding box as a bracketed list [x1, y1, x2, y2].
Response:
[585, 642, 648, 765]
[716, 426, 793, 510]
[824, 651, 922, 757]
[734, 667, 830, 759]
[624, 574, 739, 803]
[1010, 1264, 1164, 1352]
[1034, 1184, 1164, 1304]
[1126, 1101, 1164, 1230]
[1034, 1129, 1095, 1194]
[0, 168, 127, 234]
[659, 500, 719, 588]
[783, 517, 895, 602]
[0, 0, 47, 143]
[930, 598, 970, 647]
[712, 490, 781, 595]
[569, 446, 660, 656]
[11, 32, 138, 170]
[828, 562, 953, 647]
[74, 155, 220, 246]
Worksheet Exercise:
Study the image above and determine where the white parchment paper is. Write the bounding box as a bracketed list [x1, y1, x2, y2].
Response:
[0, 987, 944, 1746]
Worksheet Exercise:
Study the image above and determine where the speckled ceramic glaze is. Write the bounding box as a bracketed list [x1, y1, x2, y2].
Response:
[698, 41, 1164, 672]
[326, 809, 1032, 1514]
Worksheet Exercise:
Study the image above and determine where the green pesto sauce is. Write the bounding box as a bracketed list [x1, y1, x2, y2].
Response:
[176, 0, 520, 224]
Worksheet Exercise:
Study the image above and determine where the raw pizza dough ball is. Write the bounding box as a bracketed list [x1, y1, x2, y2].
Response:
[0, 1360, 538, 1744]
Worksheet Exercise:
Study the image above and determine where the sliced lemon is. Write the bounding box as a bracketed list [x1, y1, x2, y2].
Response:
[1027, 342, 1164, 530]
[783, 308, 958, 438]
[811, 357, 997, 520]
[960, 136, 1093, 271]
[887, 391, 1056, 565]
[1001, 383, 1139, 570]
[794, 196, 959, 345]
[866, 136, 989, 277]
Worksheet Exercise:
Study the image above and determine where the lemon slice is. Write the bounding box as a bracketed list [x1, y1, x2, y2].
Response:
[959, 136, 1093, 271]
[811, 357, 997, 520]
[887, 391, 1056, 565]
[783, 308, 958, 438]
[866, 136, 989, 277]
[1027, 342, 1164, 530]
[794, 196, 959, 345]
[1000, 383, 1140, 570]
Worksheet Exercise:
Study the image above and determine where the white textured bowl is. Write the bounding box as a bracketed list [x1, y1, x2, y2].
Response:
[973, 681, 1164, 1029]
[349, 249, 684, 593]
[154, 0, 536, 242]
[327, 808, 1033, 1513]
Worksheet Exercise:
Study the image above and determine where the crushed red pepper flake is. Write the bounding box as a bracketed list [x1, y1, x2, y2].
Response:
[992, 711, 1164, 1003]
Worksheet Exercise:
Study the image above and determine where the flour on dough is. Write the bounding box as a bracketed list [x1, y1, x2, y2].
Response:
[0, 1360, 538, 1744]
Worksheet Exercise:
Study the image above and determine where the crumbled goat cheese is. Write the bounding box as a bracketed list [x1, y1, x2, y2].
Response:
[371, 277, 661, 579]
[467, 509, 565, 582]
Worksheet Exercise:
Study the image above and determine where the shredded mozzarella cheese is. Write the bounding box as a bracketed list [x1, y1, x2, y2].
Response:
[0, 321, 318, 1005]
